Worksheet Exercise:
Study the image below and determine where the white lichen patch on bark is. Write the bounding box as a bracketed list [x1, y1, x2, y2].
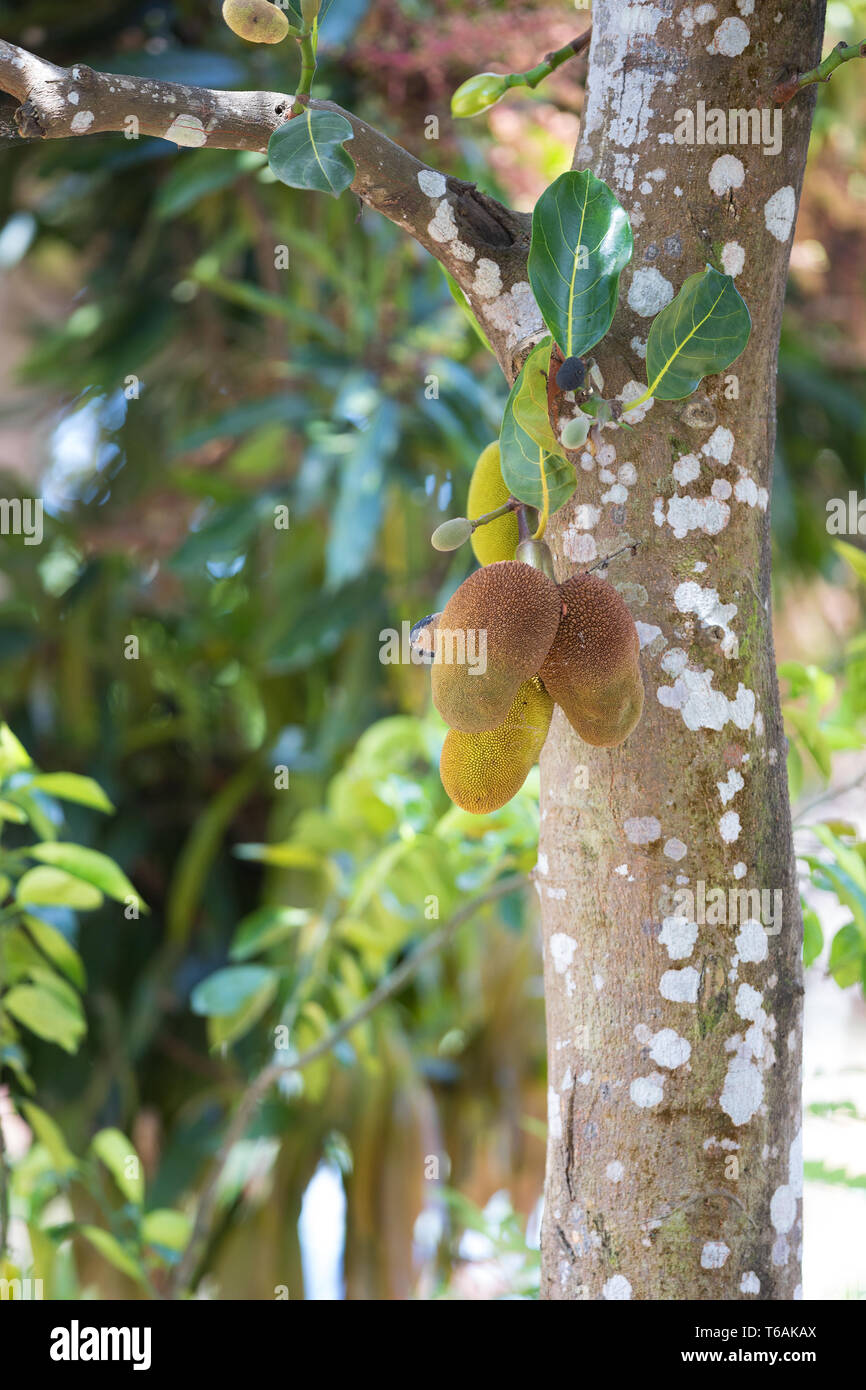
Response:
[659, 914, 698, 958]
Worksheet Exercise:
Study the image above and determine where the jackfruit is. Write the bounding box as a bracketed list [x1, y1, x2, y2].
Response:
[538, 573, 644, 746]
[467, 442, 519, 565]
[432, 560, 561, 733]
[440, 678, 553, 813]
[221, 0, 290, 43]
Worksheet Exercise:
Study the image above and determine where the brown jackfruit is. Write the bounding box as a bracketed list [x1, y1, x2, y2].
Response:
[440, 678, 553, 814]
[467, 442, 519, 565]
[538, 573, 644, 747]
[432, 561, 561, 733]
[221, 0, 290, 43]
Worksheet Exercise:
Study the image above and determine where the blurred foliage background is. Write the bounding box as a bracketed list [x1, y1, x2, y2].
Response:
[0, 0, 865, 1300]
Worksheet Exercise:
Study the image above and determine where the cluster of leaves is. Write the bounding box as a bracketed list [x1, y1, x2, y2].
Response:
[497, 171, 751, 523]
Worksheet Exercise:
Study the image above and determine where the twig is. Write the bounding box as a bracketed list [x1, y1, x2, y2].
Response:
[584, 540, 641, 574]
[168, 871, 527, 1297]
[775, 39, 866, 104]
[513, 28, 593, 92]
[792, 771, 866, 826]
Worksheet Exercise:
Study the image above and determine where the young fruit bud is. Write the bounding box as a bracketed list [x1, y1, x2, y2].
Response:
[561, 413, 590, 450]
[514, 538, 555, 579]
[222, 0, 290, 43]
[451, 72, 509, 118]
[431, 517, 473, 552]
[556, 355, 586, 392]
[301, 0, 320, 24]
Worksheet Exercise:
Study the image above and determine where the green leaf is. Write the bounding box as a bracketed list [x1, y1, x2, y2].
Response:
[90, 1128, 144, 1206]
[644, 265, 751, 401]
[0, 723, 32, 778]
[802, 906, 824, 968]
[229, 906, 311, 961]
[828, 922, 866, 988]
[528, 169, 633, 358]
[511, 338, 563, 457]
[16, 866, 104, 911]
[268, 110, 356, 197]
[141, 1209, 192, 1253]
[0, 799, 28, 824]
[190, 964, 277, 1017]
[27, 773, 114, 814]
[499, 355, 576, 513]
[29, 843, 147, 913]
[20, 1101, 78, 1175]
[833, 538, 866, 586]
[206, 972, 278, 1049]
[4, 983, 85, 1053]
[23, 916, 86, 990]
[79, 1226, 146, 1285]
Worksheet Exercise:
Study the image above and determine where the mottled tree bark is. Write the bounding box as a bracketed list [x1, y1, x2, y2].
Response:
[538, 0, 824, 1300]
[1, 2, 829, 1301]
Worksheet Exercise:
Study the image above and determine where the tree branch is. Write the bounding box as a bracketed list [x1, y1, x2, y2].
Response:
[168, 871, 527, 1297]
[774, 38, 866, 104]
[0, 39, 539, 374]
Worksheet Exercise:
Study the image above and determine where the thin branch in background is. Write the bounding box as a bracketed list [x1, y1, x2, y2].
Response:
[775, 38, 866, 104]
[168, 871, 527, 1297]
[792, 771, 866, 826]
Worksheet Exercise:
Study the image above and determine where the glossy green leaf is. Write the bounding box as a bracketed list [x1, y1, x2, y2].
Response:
[828, 921, 866, 988]
[23, 916, 86, 990]
[268, 110, 355, 197]
[4, 982, 85, 1053]
[190, 964, 276, 1017]
[229, 906, 311, 961]
[528, 170, 633, 357]
[0, 722, 32, 778]
[29, 843, 147, 913]
[16, 866, 104, 911]
[499, 353, 576, 513]
[27, 773, 114, 813]
[644, 265, 751, 401]
[511, 338, 563, 457]
[91, 1128, 144, 1205]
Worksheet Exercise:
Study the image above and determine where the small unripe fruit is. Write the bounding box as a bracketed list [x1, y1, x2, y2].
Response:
[221, 0, 290, 44]
[431, 517, 473, 552]
[514, 538, 555, 579]
[451, 72, 509, 118]
[561, 413, 590, 450]
[556, 355, 586, 391]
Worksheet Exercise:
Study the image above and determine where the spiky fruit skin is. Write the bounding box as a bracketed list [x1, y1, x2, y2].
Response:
[432, 561, 561, 733]
[221, 0, 289, 44]
[440, 678, 553, 814]
[539, 573, 644, 747]
[467, 442, 519, 565]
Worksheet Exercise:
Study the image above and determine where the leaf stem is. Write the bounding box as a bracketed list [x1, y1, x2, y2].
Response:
[292, 32, 318, 116]
[508, 28, 592, 93]
[775, 39, 866, 104]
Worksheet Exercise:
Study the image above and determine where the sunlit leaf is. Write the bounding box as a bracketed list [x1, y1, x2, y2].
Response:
[644, 265, 751, 401]
[91, 1128, 144, 1206]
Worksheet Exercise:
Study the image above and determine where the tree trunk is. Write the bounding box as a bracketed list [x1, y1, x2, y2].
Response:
[538, 0, 825, 1300]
